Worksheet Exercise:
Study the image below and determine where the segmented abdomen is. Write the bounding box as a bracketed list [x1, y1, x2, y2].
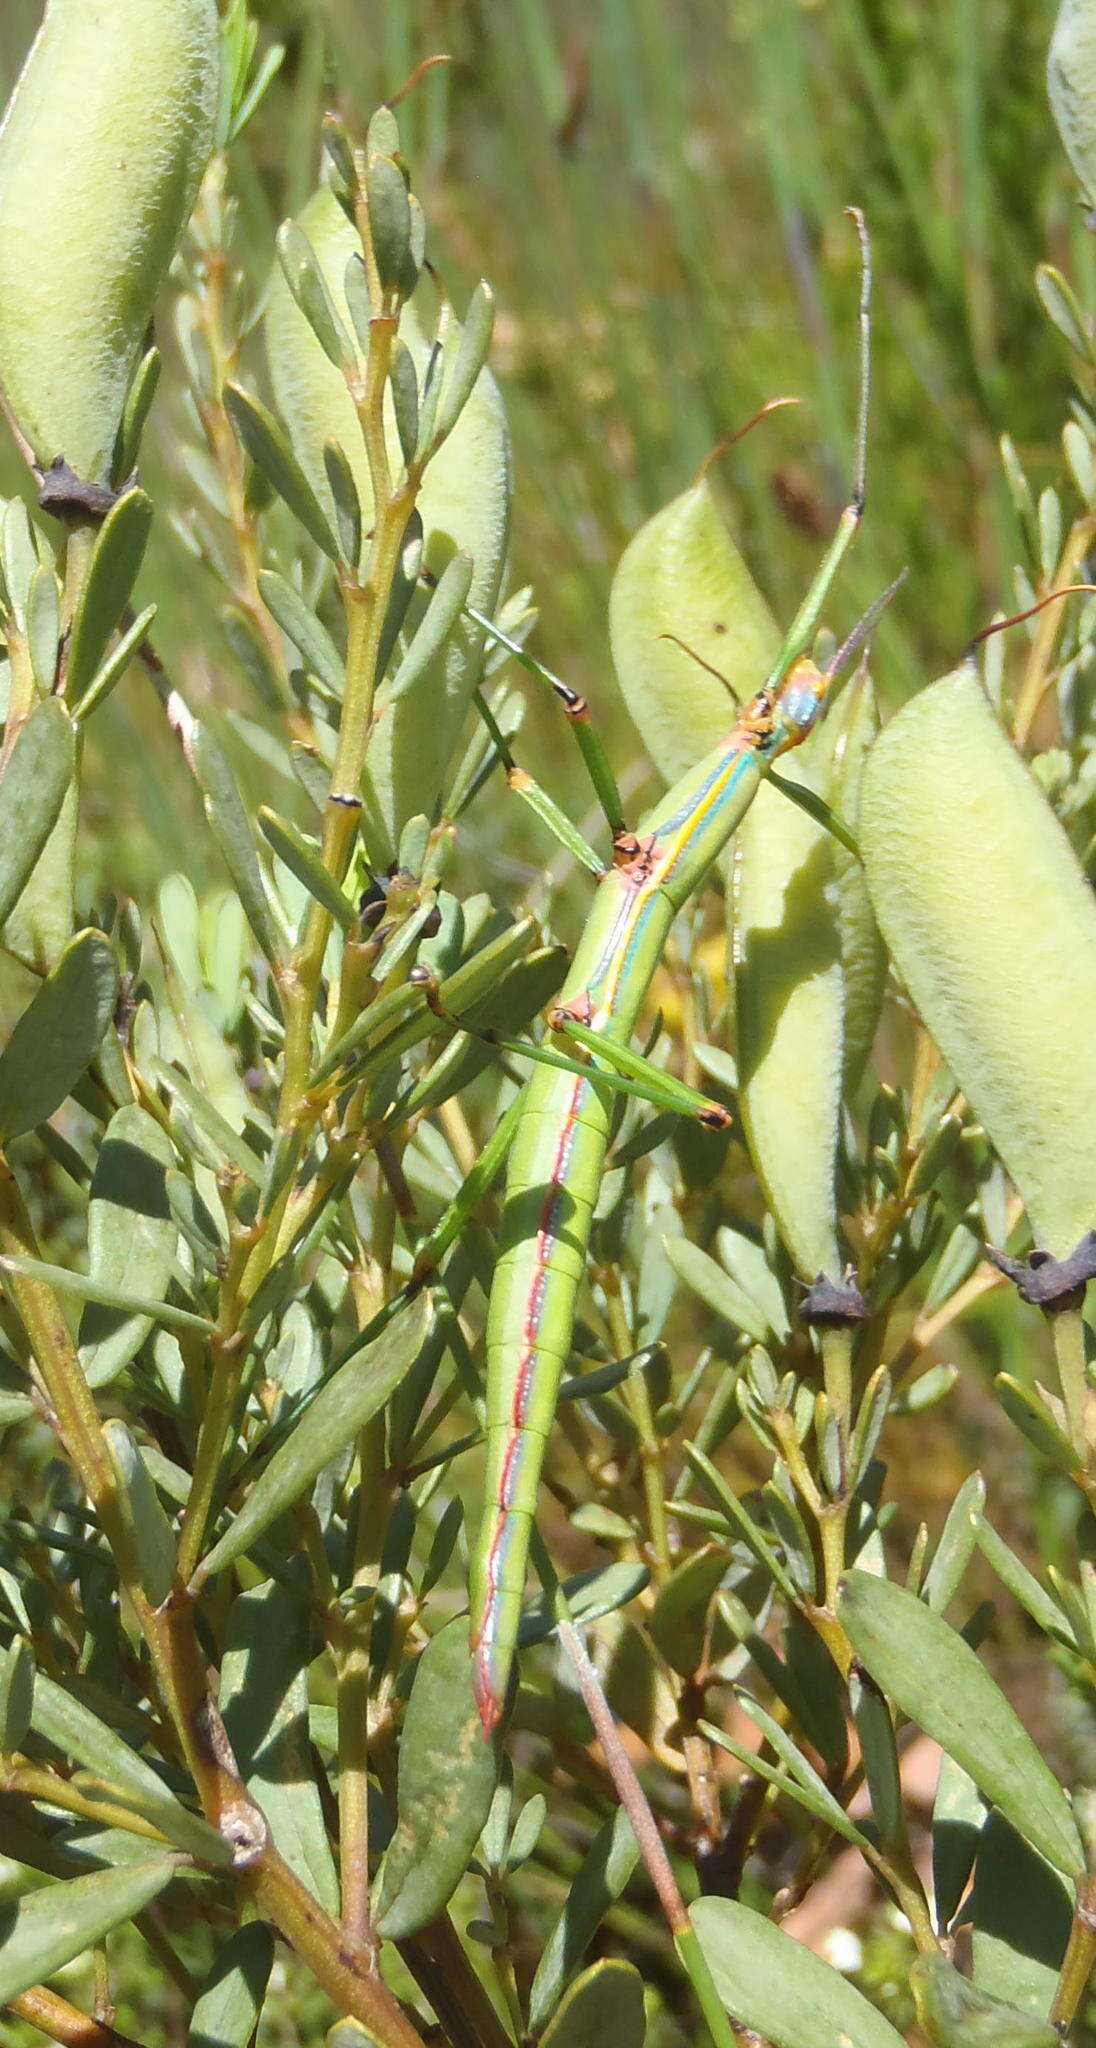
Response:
[470, 1059, 612, 1732]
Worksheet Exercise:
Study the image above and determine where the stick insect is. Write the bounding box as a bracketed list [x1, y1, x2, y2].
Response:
[470, 209, 879, 1735]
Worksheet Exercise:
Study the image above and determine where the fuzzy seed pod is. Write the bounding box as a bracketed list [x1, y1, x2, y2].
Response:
[1048, 0, 1096, 203]
[0, 0, 220, 484]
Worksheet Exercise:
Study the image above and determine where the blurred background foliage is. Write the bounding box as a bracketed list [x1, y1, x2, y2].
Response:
[1, 0, 1090, 902]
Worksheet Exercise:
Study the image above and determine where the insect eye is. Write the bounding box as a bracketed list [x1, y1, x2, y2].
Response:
[783, 680, 822, 731]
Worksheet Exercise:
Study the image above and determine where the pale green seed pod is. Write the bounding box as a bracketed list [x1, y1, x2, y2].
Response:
[608, 473, 779, 781]
[1048, 0, 1096, 204]
[733, 762, 844, 1284]
[0, 0, 219, 484]
[264, 186, 511, 849]
[732, 673, 883, 1284]
[859, 665, 1096, 1258]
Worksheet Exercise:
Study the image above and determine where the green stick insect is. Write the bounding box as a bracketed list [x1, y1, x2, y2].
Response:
[470, 209, 884, 1734]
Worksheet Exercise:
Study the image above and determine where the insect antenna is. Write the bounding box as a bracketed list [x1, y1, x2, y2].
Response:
[964, 584, 1096, 654]
[824, 569, 908, 681]
[656, 632, 740, 704]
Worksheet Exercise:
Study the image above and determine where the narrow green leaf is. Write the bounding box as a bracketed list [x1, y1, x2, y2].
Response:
[66, 489, 153, 701]
[922, 1473, 985, 1614]
[367, 154, 417, 298]
[691, 1897, 908, 2048]
[995, 1374, 1081, 1475]
[436, 282, 495, 444]
[1, 1254, 210, 1337]
[323, 438, 362, 566]
[528, 1809, 638, 2032]
[518, 1562, 649, 1649]
[116, 345, 162, 478]
[0, 1639, 34, 1751]
[258, 807, 357, 929]
[257, 569, 344, 697]
[666, 1238, 774, 1344]
[32, 1673, 232, 1865]
[970, 1814, 1072, 2024]
[220, 1582, 339, 1913]
[387, 553, 473, 705]
[79, 1104, 177, 1388]
[682, 1441, 799, 1603]
[194, 1293, 430, 1583]
[192, 723, 284, 968]
[540, 1958, 646, 2048]
[72, 602, 157, 722]
[647, 1546, 727, 1676]
[911, 1952, 1058, 2048]
[0, 697, 76, 927]
[375, 1616, 500, 1938]
[838, 1571, 1084, 1876]
[103, 1422, 176, 1607]
[933, 1753, 987, 1936]
[0, 1857, 181, 2008]
[701, 1717, 869, 1850]
[276, 220, 355, 372]
[224, 382, 338, 558]
[388, 339, 419, 464]
[26, 565, 60, 692]
[974, 1522, 1073, 1644]
[850, 1667, 903, 1848]
[187, 1923, 275, 2048]
[0, 930, 117, 1144]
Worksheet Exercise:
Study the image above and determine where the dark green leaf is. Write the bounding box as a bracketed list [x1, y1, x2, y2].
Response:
[387, 553, 473, 706]
[838, 1572, 1084, 1877]
[0, 930, 117, 1144]
[970, 1815, 1072, 2024]
[646, 1546, 727, 1676]
[224, 383, 338, 558]
[103, 1422, 176, 1606]
[923, 1473, 985, 1614]
[375, 1616, 500, 1939]
[187, 1923, 275, 2048]
[0, 1857, 181, 2007]
[257, 569, 344, 696]
[701, 1716, 870, 1850]
[0, 696, 76, 926]
[367, 154, 417, 298]
[528, 1809, 638, 2032]
[220, 1582, 339, 1913]
[691, 1897, 908, 2048]
[518, 1562, 649, 1649]
[31, 1673, 232, 1864]
[436, 283, 495, 445]
[276, 221, 355, 372]
[26, 564, 60, 691]
[388, 340, 419, 464]
[72, 602, 157, 722]
[192, 722, 284, 967]
[194, 1293, 430, 1583]
[540, 1958, 646, 2048]
[323, 438, 362, 566]
[910, 1952, 1058, 2048]
[67, 489, 153, 702]
[850, 1666, 903, 1848]
[79, 1104, 177, 1388]
[933, 1753, 987, 1937]
[258, 806, 357, 929]
[0, 1639, 34, 1751]
[116, 345, 162, 478]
